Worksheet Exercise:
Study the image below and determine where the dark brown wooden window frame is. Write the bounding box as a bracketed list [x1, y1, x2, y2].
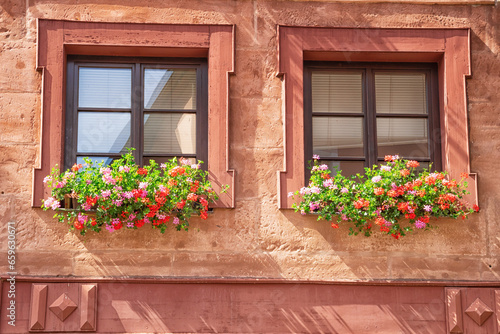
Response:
[303, 62, 441, 181]
[65, 55, 208, 170]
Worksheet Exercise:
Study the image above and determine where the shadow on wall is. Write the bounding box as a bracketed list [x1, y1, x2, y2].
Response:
[95, 282, 446, 333]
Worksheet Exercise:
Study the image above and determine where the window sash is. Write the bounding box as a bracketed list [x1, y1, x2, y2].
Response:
[65, 57, 208, 169]
[304, 62, 440, 180]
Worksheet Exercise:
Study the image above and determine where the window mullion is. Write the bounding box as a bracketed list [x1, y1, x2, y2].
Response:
[133, 63, 142, 165]
[365, 68, 377, 167]
[64, 60, 77, 170]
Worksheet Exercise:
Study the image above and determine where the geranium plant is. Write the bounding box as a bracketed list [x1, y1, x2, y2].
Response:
[290, 155, 479, 238]
[42, 150, 225, 235]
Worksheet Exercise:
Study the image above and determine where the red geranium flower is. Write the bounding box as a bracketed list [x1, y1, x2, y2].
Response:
[406, 160, 420, 168]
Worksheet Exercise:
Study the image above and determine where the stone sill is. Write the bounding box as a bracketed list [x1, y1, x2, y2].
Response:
[3, 276, 500, 287]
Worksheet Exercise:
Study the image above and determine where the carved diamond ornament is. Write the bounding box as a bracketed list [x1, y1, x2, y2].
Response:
[464, 298, 493, 326]
[49, 293, 77, 321]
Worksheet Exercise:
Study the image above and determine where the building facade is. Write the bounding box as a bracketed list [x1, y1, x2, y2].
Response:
[1, 0, 499, 332]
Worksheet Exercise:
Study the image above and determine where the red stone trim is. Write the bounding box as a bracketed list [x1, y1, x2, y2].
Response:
[80, 285, 97, 331]
[277, 26, 477, 209]
[29, 284, 48, 330]
[446, 288, 464, 333]
[34, 19, 235, 208]
[5, 275, 500, 287]
[495, 290, 500, 333]
[5, 279, 500, 333]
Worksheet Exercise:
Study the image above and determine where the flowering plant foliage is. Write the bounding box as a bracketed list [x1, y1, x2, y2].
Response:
[42, 150, 224, 235]
[290, 155, 479, 238]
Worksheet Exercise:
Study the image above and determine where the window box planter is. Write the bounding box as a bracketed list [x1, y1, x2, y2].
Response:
[42, 151, 225, 235]
[290, 155, 478, 239]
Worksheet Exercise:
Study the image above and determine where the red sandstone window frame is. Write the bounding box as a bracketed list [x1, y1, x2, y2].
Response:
[34, 20, 235, 208]
[277, 26, 477, 209]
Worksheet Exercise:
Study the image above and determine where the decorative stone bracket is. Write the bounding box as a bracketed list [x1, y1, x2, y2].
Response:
[446, 288, 500, 333]
[29, 283, 97, 332]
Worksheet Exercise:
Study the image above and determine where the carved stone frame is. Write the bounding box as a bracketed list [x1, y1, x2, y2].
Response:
[277, 26, 477, 209]
[34, 20, 235, 208]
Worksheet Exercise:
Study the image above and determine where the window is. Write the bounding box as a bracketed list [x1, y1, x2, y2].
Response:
[34, 21, 235, 207]
[304, 63, 440, 178]
[277, 26, 476, 209]
[65, 57, 208, 169]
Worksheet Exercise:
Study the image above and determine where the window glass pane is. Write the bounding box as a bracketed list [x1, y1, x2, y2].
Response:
[143, 113, 196, 155]
[312, 72, 362, 114]
[377, 118, 429, 158]
[313, 117, 364, 157]
[77, 156, 114, 167]
[375, 73, 427, 114]
[319, 160, 366, 176]
[77, 112, 131, 153]
[144, 69, 197, 110]
[78, 67, 131, 109]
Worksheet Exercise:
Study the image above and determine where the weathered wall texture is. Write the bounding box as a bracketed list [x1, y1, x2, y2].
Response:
[0, 0, 499, 282]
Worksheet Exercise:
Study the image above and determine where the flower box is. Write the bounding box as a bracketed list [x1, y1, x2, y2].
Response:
[290, 155, 478, 238]
[42, 150, 226, 235]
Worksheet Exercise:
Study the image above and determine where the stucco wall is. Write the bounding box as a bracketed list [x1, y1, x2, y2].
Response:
[0, 0, 499, 281]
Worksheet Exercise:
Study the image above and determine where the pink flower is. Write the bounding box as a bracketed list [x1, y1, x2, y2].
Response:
[77, 213, 88, 224]
[102, 175, 116, 185]
[119, 166, 130, 173]
[55, 180, 67, 188]
[173, 217, 180, 225]
[424, 205, 432, 212]
[191, 164, 200, 169]
[309, 202, 320, 211]
[371, 176, 382, 183]
[381, 165, 392, 172]
[415, 219, 426, 229]
[100, 167, 111, 175]
[312, 154, 320, 160]
[341, 187, 349, 193]
[101, 190, 111, 198]
[122, 191, 133, 199]
[44, 197, 61, 210]
[300, 187, 311, 195]
[139, 182, 149, 189]
[310, 186, 321, 194]
[112, 199, 123, 207]
[43, 176, 52, 184]
[288, 192, 294, 198]
[63, 172, 75, 179]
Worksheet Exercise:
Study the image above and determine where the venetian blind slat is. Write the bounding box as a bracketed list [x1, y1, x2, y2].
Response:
[143, 113, 196, 155]
[78, 67, 132, 109]
[144, 69, 197, 110]
[377, 118, 429, 158]
[312, 72, 362, 114]
[375, 73, 427, 114]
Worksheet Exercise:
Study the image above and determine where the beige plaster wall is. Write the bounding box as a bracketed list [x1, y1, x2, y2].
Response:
[0, 0, 498, 281]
